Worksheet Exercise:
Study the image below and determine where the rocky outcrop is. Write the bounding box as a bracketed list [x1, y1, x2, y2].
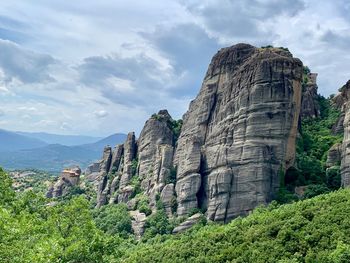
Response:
[89, 44, 304, 230]
[332, 80, 350, 135]
[95, 146, 113, 208]
[172, 213, 203, 234]
[160, 183, 176, 217]
[332, 80, 350, 187]
[326, 143, 341, 168]
[46, 167, 81, 198]
[137, 110, 175, 208]
[94, 133, 137, 208]
[174, 44, 303, 222]
[130, 210, 147, 240]
[333, 80, 350, 111]
[119, 132, 137, 189]
[339, 81, 350, 186]
[85, 162, 101, 182]
[301, 73, 320, 119]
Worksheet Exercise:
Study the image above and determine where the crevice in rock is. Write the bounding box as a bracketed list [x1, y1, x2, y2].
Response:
[197, 153, 208, 212]
[224, 168, 235, 223]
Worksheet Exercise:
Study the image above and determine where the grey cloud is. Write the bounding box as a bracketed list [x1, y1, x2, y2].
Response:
[321, 30, 350, 49]
[179, 0, 304, 41]
[77, 53, 170, 107]
[0, 39, 57, 83]
[0, 109, 4, 117]
[140, 23, 220, 97]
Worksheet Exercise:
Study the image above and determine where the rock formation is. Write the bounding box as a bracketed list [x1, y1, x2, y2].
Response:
[174, 44, 303, 222]
[337, 80, 350, 186]
[86, 43, 304, 231]
[326, 143, 341, 168]
[301, 73, 320, 119]
[92, 110, 176, 211]
[46, 167, 81, 198]
[137, 110, 175, 210]
[172, 213, 203, 234]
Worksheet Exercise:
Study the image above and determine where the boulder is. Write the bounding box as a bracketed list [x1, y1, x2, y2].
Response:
[172, 213, 203, 234]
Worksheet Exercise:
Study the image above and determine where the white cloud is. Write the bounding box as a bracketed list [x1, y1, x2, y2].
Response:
[0, 0, 349, 136]
[94, 110, 108, 118]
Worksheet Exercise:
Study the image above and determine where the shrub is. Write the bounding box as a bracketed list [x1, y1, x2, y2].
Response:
[93, 203, 133, 237]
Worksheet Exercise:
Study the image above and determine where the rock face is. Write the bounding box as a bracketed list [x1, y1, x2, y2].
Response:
[94, 133, 138, 208]
[138, 110, 175, 209]
[338, 80, 350, 186]
[172, 213, 203, 234]
[326, 143, 341, 168]
[46, 167, 81, 198]
[93, 111, 176, 210]
[130, 210, 147, 240]
[174, 44, 303, 222]
[85, 162, 101, 182]
[301, 73, 320, 119]
[88, 44, 304, 230]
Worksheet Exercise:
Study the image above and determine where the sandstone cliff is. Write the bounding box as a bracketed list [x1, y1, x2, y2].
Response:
[93, 110, 177, 214]
[82, 43, 304, 227]
[301, 73, 320, 119]
[336, 80, 350, 186]
[173, 44, 303, 221]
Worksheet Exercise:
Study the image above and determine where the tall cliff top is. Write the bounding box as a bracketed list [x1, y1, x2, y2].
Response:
[332, 79, 350, 110]
[205, 43, 300, 79]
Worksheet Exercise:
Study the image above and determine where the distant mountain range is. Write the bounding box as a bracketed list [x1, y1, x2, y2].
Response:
[16, 131, 103, 146]
[0, 130, 127, 172]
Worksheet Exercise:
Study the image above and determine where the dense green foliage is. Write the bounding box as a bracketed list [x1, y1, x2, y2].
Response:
[0, 168, 132, 262]
[121, 189, 350, 262]
[280, 96, 342, 202]
[93, 203, 133, 237]
[1, 86, 348, 262]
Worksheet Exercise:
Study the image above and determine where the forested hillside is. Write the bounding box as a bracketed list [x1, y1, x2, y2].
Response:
[1, 166, 350, 263]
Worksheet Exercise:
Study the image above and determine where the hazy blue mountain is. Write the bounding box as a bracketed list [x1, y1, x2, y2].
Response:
[16, 131, 103, 146]
[0, 129, 48, 152]
[81, 133, 127, 151]
[0, 132, 127, 172]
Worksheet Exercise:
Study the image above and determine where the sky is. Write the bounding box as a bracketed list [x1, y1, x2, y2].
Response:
[0, 0, 349, 136]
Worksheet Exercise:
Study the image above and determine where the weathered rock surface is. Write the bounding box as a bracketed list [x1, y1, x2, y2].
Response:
[84, 162, 100, 182]
[332, 80, 350, 135]
[119, 132, 137, 189]
[301, 73, 320, 119]
[160, 183, 175, 217]
[46, 167, 81, 198]
[130, 210, 147, 240]
[88, 43, 305, 234]
[339, 81, 350, 186]
[333, 80, 350, 111]
[326, 143, 341, 168]
[95, 146, 112, 208]
[137, 110, 175, 208]
[174, 44, 303, 222]
[172, 213, 203, 234]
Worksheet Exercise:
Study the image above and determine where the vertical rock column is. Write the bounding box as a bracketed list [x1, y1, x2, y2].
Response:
[174, 44, 303, 221]
[117, 132, 137, 202]
[95, 146, 112, 208]
[137, 110, 175, 212]
[340, 81, 350, 186]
